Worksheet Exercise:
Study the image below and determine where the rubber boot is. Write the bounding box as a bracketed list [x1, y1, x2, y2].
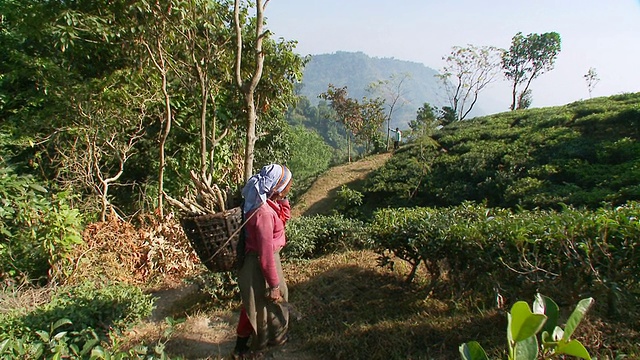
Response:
[231, 336, 250, 359]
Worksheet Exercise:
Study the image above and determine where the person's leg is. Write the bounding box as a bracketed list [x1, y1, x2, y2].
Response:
[267, 252, 289, 346]
[238, 254, 269, 352]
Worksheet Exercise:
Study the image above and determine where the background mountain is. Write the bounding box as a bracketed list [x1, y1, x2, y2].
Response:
[297, 51, 485, 129]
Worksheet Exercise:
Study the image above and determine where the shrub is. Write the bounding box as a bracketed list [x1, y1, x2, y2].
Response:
[369, 201, 640, 310]
[0, 166, 83, 284]
[461, 293, 594, 360]
[0, 281, 155, 358]
[284, 214, 369, 260]
[333, 185, 363, 219]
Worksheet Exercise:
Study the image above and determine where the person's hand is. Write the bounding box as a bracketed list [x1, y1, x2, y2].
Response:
[269, 191, 283, 200]
[267, 286, 282, 303]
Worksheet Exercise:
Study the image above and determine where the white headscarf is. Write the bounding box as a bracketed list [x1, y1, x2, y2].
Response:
[241, 164, 292, 214]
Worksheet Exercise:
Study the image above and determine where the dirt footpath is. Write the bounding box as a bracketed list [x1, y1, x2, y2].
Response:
[136, 153, 392, 359]
[291, 152, 391, 218]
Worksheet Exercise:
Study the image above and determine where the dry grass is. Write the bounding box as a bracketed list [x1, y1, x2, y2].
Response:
[0, 283, 56, 316]
[283, 250, 506, 360]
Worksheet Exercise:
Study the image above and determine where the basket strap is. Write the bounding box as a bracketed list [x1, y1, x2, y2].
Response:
[201, 208, 259, 265]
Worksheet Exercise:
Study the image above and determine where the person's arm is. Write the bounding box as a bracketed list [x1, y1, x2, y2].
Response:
[253, 211, 280, 288]
[277, 198, 291, 223]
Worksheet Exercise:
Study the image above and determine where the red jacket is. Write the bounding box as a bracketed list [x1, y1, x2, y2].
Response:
[244, 199, 291, 287]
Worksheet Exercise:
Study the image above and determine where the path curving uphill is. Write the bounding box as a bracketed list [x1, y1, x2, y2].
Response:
[291, 152, 392, 218]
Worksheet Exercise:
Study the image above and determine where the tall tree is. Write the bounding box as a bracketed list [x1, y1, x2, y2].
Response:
[319, 85, 362, 162]
[138, 1, 176, 217]
[436, 45, 502, 121]
[502, 32, 561, 110]
[234, 0, 268, 181]
[2, 0, 303, 218]
[367, 73, 410, 150]
[410, 103, 437, 135]
[358, 97, 386, 153]
[176, 0, 234, 179]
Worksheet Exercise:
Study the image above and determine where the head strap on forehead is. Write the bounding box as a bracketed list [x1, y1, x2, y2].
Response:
[274, 165, 291, 193]
[241, 163, 292, 214]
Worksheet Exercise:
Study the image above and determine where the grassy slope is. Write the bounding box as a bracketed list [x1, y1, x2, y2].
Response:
[362, 92, 640, 211]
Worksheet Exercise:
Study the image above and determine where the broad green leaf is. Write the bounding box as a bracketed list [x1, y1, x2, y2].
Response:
[509, 302, 547, 342]
[556, 339, 592, 359]
[81, 338, 100, 356]
[90, 346, 108, 359]
[70, 343, 80, 355]
[0, 339, 10, 353]
[29, 183, 48, 193]
[514, 335, 538, 360]
[31, 343, 44, 358]
[53, 331, 68, 340]
[564, 297, 594, 340]
[459, 341, 489, 360]
[36, 330, 50, 342]
[533, 294, 559, 334]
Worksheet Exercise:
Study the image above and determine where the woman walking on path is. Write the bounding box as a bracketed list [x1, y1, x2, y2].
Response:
[232, 164, 293, 359]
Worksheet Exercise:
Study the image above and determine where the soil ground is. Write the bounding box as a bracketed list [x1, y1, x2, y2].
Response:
[135, 153, 392, 359]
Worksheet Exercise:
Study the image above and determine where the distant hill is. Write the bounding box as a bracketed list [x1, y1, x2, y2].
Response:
[298, 51, 447, 130]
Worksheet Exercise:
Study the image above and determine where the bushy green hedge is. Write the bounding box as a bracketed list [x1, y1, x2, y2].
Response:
[0, 282, 154, 340]
[0, 282, 155, 358]
[284, 214, 370, 260]
[362, 93, 640, 211]
[369, 201, 640, 313]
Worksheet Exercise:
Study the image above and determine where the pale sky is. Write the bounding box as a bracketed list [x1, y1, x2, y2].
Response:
[265, 0, 640, 114]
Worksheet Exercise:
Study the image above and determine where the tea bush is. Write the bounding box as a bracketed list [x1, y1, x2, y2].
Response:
[369, 201, 640, 310]
[363, 93, 640, 211]
[284, 214, 369, 260]
[0, 281, 156, 358]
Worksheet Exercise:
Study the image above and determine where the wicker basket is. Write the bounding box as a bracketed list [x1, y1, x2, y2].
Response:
[181, 207, 243, 272]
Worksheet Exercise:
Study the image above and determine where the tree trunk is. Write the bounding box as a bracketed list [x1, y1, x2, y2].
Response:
[510, 82, 518, 111]
[235, 0, 269, 182]
[158, 64, 171, 218]
[244, 93, 258, 180]
[198, 68, 208, 176]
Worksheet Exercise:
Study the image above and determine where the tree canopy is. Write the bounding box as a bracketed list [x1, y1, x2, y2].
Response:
[0, 0, 305, 219]
[502, 32, 562, 110]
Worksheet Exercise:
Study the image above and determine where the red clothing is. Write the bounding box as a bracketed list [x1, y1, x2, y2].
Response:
[244, 199, 290, 287]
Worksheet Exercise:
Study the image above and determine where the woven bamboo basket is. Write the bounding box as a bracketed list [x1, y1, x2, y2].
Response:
[181, 206, 243, 272]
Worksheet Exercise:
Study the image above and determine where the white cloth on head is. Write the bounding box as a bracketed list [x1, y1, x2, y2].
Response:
[241, 164, 292, 214]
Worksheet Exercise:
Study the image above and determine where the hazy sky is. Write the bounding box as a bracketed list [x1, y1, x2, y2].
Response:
[265, 0, 640, 114]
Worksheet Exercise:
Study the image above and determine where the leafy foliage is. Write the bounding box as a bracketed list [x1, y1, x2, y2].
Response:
[502, 32, 562, 110]
[1, 0, 305, 220]
[363, 93, 640, 210]
[461, 294, 594, 360]
[0, 165, 83, 284]
[0, 282, 154, 358]
[284, 214, 369, 260]
[286, 125, 333, 197]
[368, 201, 640, 314]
